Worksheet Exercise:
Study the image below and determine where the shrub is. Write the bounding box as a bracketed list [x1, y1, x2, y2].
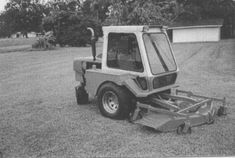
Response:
[32, 31, 56, 49]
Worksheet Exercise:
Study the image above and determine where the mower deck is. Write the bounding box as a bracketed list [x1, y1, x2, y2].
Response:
[131, 89, 227, 134]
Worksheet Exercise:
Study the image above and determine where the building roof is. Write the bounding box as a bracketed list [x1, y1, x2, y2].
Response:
[169, 19, 224, 29]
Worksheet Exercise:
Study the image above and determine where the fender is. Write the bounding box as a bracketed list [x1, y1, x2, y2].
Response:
[85, 69, 176, 98]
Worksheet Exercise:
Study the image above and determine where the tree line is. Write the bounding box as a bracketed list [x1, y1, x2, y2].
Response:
[0, 0, 234, 46]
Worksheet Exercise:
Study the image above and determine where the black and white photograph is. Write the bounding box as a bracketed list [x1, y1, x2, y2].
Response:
[0, 0, 235, 157]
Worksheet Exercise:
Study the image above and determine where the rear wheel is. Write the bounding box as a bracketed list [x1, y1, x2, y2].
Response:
[75, 86, 88, 104]
[97, 83, 134, 119]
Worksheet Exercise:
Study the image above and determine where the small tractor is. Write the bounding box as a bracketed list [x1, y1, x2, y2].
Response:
[73, 26, 226, 134]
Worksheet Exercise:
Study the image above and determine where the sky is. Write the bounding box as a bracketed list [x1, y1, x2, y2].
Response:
[0, 0, 8, 12]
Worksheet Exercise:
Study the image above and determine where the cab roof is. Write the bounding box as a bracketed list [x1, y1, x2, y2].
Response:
[102, 25, 166, 33]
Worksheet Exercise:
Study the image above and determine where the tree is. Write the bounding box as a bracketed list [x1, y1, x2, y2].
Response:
[1, 0, 45, 37]
[82, 0, 111, 22]
[175, 0, 235, 20]
[42, 0, 102, 46]
[0, 12, 14, 37]
[104, 0, 178, 25]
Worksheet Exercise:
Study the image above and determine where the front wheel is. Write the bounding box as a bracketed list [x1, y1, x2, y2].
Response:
[97, 83, 133, 120]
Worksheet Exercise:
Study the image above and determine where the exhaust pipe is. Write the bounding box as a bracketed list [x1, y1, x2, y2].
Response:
[87, 27, 96, 61]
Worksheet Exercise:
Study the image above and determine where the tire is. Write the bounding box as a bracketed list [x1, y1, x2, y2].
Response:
[97, 83, 134, 120]
[75, 86, 88, 104]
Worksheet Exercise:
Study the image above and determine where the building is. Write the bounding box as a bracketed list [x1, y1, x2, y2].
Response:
[169, 19, 224, 43]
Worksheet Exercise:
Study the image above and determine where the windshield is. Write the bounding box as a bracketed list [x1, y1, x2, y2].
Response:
[143, 33, 177, 74]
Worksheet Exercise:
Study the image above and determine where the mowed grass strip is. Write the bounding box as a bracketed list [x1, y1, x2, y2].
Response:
[0, 38, 37, 53]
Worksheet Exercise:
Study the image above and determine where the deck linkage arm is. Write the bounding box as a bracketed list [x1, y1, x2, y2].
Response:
[176, 89, 226, 104]
[177, 99, 211, 114]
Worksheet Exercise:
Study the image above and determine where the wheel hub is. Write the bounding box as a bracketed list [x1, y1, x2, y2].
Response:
[102, 91, 119, 114]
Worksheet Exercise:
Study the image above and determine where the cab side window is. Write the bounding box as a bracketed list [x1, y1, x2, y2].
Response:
[107, 33, 143, 72]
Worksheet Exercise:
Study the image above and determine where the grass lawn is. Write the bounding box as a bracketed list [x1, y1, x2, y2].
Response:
[0, 38, 234, 157]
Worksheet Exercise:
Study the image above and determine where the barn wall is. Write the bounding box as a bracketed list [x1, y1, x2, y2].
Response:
[172, 27, 221, 43]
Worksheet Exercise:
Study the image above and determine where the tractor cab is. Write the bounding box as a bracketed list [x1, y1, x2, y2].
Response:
[102, 26, 177, 76]
[102, 26, 178, 92]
